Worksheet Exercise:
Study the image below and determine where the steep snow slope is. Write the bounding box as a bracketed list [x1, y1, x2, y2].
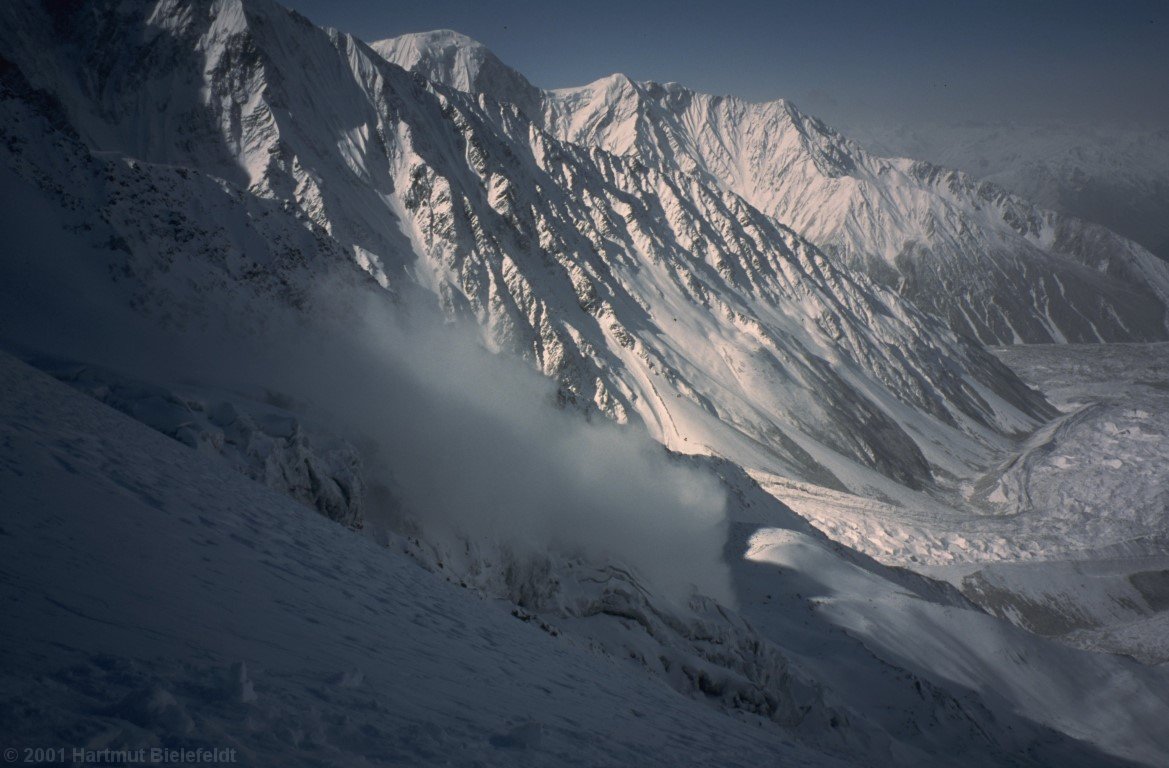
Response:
[0, 0, 1052, 501]
[38, 358, 367, 528]
[376, 33, 1169, 345]
[378, 28, 543, 119]
[734, 526, 1169, 766]
[849, 121, 1169, 262]
[0, 352, 850, 768]
[3, 3, 1169, 764]
[373, 29, 1169, 668]
[6, 350, 1168, 767]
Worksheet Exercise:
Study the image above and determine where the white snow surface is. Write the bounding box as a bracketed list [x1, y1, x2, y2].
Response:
[757, 342, 1169, 663]
[941, 344, 1169, 663]
[376, 32, 1169, 346]
[378, 13, 1169, 671]
[5, 352, 1169, 767]
[2, 3, 1169, 766]
[846, 120, 1169, 261]
[0, 353, 846, 767]
[0, 0, 1057, 503]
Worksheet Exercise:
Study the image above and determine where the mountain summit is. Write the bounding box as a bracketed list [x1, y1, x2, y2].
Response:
[377, 30, 1169, 345]
[2, 0, 1054, 499]
[373, 30, 543, 118]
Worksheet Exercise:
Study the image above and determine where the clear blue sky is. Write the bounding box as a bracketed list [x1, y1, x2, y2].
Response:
[280, 0, 1169, 126]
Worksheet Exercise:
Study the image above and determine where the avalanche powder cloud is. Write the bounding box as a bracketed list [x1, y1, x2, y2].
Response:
[36, 270, 734, 606]
[290, 283, 734, 605]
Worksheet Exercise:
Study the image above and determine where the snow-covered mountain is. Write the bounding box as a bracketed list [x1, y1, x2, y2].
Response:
[4, 2, 1169, 766]
[377, 32, 1169, 346]
[846, 120, 1169, 262]
[0, 0, 1054, 503]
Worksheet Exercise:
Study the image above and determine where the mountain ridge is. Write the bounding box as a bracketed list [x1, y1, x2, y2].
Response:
[374, 30, 1169, 345]
[1, 0, 1052, 500]
[4, 3, 1169, 765]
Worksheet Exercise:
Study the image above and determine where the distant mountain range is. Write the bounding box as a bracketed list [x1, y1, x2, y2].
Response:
[846, 120, 1169, 262]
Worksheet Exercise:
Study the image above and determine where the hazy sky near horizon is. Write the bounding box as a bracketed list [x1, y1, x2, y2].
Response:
[280, 0, 1168, 128]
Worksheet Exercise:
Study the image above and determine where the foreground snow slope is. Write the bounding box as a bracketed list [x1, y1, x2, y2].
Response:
[377, 32, 1169, 345]
[6, 350, 1168, 767]
[733, 527, 1169, 766]
[0, 352, 850, 768]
